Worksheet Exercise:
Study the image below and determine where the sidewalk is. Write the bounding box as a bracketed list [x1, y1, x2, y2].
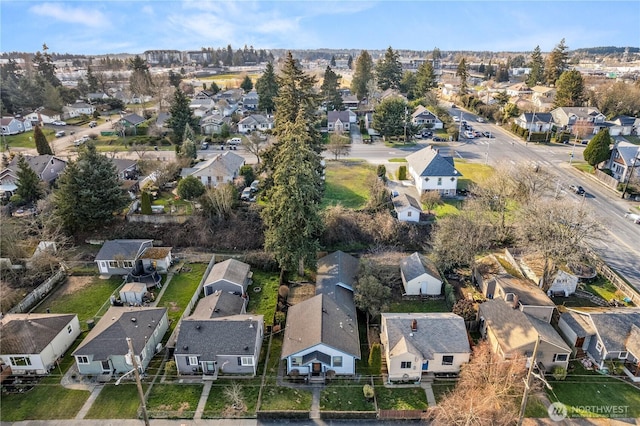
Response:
[74, 384, 104, 419]
[9, 420, 258, 426]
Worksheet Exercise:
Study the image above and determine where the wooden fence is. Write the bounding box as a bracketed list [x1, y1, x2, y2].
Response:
[379, 409, 427, 420]
[585, 248, 639, 304]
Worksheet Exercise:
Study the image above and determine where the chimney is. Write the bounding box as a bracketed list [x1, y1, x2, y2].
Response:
[411, 319, 418, 332]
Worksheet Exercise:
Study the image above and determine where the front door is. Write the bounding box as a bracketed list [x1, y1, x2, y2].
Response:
[101, 360, 111, 374]
[312, 363, 322, 376]
[203, 361, 216, 375]
[422, 361, 429, 371]
[575, 337, 585, 349]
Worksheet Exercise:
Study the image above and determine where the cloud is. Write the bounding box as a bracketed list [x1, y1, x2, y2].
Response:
[29, 3, 110, 29]
[141, 5, 154, 16]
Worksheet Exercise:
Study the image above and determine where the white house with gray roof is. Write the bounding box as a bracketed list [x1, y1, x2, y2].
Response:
[203, 258, 252, 296]
[95, 239, 153, 276]
[72, 306, 168, 376]
[180, 151, 245, 188]
[380, 313, 470, 382]
[608, 141, 640, 183]
[327, 110, 357, 132]
[400, 252, 442, 296]
[558, 308, 640, 382]
[411, 106, 443, 129]
[174, 290, 262, 378]
[392, 193, 422, 222]
[0, 313, 81, 375]
[406, 146, 461, 196]
[237, 114, 274, 133]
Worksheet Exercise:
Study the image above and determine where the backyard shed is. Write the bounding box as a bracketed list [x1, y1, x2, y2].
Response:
[119, 282, 147, 305]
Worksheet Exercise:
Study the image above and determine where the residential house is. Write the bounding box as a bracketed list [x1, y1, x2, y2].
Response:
[0, 314, 81, 375]
[194, 90, 215, 100]
[24, 108, 61, 125]
[1, 117, 25, 135]
[118, 114, 146, 135]
[72, 306, 168, 376]
[95, 239, 153, 276]
[550, 107, 606, 135]
[237, 114, 274, 134]
[508, 250, 579, 297]
[478, 298, 571, 372]
[327, 110, 357, 132]
[506, 83, 532, 97]
[111, 158, 138, 181]
[242, 91, 259, 111]
[608, 141, 640, 182]
[174, 291, 263, 378]
[87, 92, 110, 102]
[380, 313, 471, 382]
[189, 98, 216, 116]
[199, 113, 226, 135]
[281, 251, 361, 380]
[406, 145, 461, 196]
[214, 89, 244, 104]
[558, 308, 640, 382]
[180, 151, 245, 188]
[1, 155, 67, 195]
[136, 246, 173, 274]
[400, 252, 442, 296]
[545, 270, 579, 297]
[202, 258, 252, 297]
[364, 112, 374, 130]
[62, 102, 96, 119]
[607, 115, 639, 137]
[530, 86, 556, 110]
[411, 106, 444, 130]
[514, 112, 554, 133]
[19, 118, 33, 132]
[392, 193, 422, 222]
[155, 112, 171, 130]
[342, 94, 360, 110]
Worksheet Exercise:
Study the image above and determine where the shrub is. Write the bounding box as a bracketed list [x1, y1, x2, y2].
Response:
[240, 165, 255, 186]
[397, 165, 407, 180]
[368, 343, 381, 376]
[177, 176, 205, 200]
[363, 384, 375, 400]
[452, 298, 476, 321]
[552, 366, 567, 380]
[376, 164, 386, 178]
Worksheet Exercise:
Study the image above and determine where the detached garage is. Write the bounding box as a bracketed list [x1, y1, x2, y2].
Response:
[400, 252, 443, 296]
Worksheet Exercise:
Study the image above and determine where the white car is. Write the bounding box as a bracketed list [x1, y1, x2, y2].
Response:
[476, 117, 485, 123]
[624, 212, 640, 224]
[453, 116, 460, 122]
[52, 120, 66, 126]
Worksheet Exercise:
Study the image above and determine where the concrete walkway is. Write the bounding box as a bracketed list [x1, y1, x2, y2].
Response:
[193, 380, 212, 420]
[420, 382, 437, 407]
[309, 386, 321, 419]
[74, 384, 104, 419]
[150, 273, 173, 307]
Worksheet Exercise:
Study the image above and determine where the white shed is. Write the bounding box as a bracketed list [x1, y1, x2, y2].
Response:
[400, 252, 442, 296]
[547, 270, 579, 297]
[119, 282, 147, 305]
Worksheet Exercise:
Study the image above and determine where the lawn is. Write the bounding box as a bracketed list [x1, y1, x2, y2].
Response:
[525, 395, 550, 418]
[0, 385, 90, 421]
[157, 263, 207, 335]
[146, 383, 203, 419]
[575, 163, 595, 173]
[34, 276, 123, 326]
[454, 160, 494, 190]
[3, 128, 56, 149]
[546, 364, 640, 418]
[202, 379, 261, 418]
[322, 160, 375, 210]
[320, 380, 375, 411]
[389, 158, 407, 162]
[246, 270, 279, 326]
[375, 385, 429, 410]
[85, 384, 143, 419]
[388, 299, 450, 313]
[431, 381, 457, 403]
[582, 275, 629, 303]
[151, 191, 193, 215]
[432, 200, 462, 218]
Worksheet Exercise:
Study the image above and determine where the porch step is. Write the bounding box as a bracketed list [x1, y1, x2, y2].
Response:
[308, 376, 325, 384]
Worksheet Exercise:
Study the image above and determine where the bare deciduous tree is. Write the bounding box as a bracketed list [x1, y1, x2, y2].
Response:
[420, 190, 442, 214]
[201, 183, 236, 223]
[128, 143, 152, 159]
[242, 132, 267, 164]
[508, 162, 553, 202]
[326, 131, 351, 161]
[430, 340, 529, 426]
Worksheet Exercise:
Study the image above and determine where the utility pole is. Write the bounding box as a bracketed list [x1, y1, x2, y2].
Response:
[621, 150, 639, 199]
[127, 337, 150, 426]
[517, 336, 540, 426]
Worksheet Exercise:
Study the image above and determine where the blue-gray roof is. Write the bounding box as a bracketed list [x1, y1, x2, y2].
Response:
[400, 252, 440, 283]
[316, 251, 359, 293]
[95, 239, 152, 261]
[1, 314, 77, 355]
[406, 146, 460, 178]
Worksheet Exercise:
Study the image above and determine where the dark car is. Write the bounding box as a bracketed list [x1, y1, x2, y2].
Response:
[432, 136, 444, 142]
[569, 184, 585, 195]
[483, 132, 495, 138]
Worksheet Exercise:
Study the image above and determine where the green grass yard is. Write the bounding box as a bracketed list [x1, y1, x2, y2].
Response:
[246, 270, 279, 326]
[202, 379, 260, 418]
[85, 384, 144, 419]
[320, 381, 375, 411]
[388, 299, 450, 313]
[322, 160, 375, 210]
[454, 160, 494, 191]
[157, 263, 207, 335]
[0, 385, 90, 421]
[146, 383, 203, 419]
[375, 385, 429, 410]
[4, 128, 56, 149]
[431, 381, 457, 403]
[34, 276, 123, 326]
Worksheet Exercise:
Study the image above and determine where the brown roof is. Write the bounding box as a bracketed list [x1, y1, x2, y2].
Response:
[494, 276, 555, 307]
[138, 247, 172, 260]
[0, 314, 77, 355]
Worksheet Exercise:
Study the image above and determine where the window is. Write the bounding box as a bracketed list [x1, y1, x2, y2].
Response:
[407, 211, 412, 217]
[401, 361, 412, 369]
[437, 177, 442, 186]
[595, 341, 603, 353]
[188, 356, 198, 366]
[442, 355, 454, 366]
[67, 325, 73, 334]
[332, 356, 343, 367]
[76, 356, 89, 364]
[10, 356, 32, 366]
[291, 357, 302, 367]
[240, 357, 254, 366]
[108, 261, 118, 268]
[619, 352, 628, 360]
[553, 354, 568, 363]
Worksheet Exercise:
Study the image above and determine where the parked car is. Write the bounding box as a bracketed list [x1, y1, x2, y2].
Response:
[464, 130, 475, 139]
[227, 137, 242, 145]
[432, 136, 445, 142]
[624, 212, 640, 224]
[52, 120, 66, 126]
[569, 184, 585, 195]
[201, 141, 209, 150]
[250, 180, 260, 192]
[89, 121, 97, 128]
[240, 187, 253, 201]
[55, 130, 65, 138]
[476, 117, 485, 123]
[483, 132, 495, 138]
[453, 116, 460, 122]
[421, 130, 433, 138]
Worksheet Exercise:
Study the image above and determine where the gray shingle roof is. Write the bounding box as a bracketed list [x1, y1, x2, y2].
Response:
[316, 251, 359, 293]
[400, 252, 440, 283]
[586, 308, 640, 353]
[560, 310, 595, 336]
[204, 258, 251, 289]
[95, 240, 152, 261]
[190, 291, 246, 319]
[181, 152, 245, 180]
[121, 113, 146, 126]
[392, 194, 422, 213]
[521, 112, 554, 124]
[627, 324, 640, 358]
[494, 276, 555, 307]
[382, 313, 470, 360]
[327, 110, 351, 123]
[281, 293, 360, 359]
[174, 315, 263, 360]
[1, 314, 77, 355]
[406, 146, 460, 178]
[73, 306, 167, 360]
[8, 155, 66, 183]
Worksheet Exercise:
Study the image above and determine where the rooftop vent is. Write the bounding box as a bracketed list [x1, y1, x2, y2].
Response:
[196, 324, 201, 329]
[131, 318, 137, 322]
[183, 345, 188, 350]
[244, 346, 249, 351]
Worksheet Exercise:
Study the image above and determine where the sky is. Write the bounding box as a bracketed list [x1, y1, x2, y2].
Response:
[1, 1, 639, 55]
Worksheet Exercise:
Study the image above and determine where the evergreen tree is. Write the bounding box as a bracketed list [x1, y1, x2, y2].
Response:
[86, 65, 99, 92]
[15, 155, 43, 204]
[168, 70, 182, 88]
[140, 191, 152, 214]
[320, 66, 343, 111]
[399, 71, 417, 99]
[457, 57, 469, 95]
[128, 55, 154, 96]
[372, 97, 409, 139]
[255, 62, 278, 113]
[526, 45, 545, 87]
[351, 50, 374, 100]
[554, 70, 585, 107]
[330, 55, 336, 67]
[545, 38, 569, 85]
[415, 61, 437, 97]
[32, 43, 61, 87]
[240, 75, 253, 93]
[376, 46, 403, 91]
[261, 111, 324, 275]
[347, 55, 353, 69]
[583, 128, 612, 168]
[167, 88, 199, 144]
[34, 125, 53, 155]
[177, 175, 205, 200]
[53, 144, 129, 233]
